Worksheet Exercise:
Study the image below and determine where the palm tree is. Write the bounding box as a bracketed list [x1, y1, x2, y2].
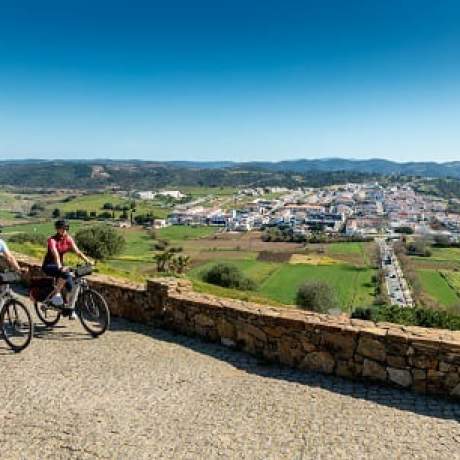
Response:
[171, 255, 191, 274]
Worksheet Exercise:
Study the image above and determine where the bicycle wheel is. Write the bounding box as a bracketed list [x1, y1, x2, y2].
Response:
[1, 299, 33, 352]
[34, 301, 61, 327]
[77, 289, 110, 337]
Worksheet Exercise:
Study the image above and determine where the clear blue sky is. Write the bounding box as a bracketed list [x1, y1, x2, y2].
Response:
[1, 0, 459, 162]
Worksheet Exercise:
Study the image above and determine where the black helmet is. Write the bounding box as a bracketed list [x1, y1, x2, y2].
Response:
[55, 219, 69, 230]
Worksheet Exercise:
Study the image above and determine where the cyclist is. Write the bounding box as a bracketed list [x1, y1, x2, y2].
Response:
[42, 220, 92, 311]
[0, 238, 23, 272]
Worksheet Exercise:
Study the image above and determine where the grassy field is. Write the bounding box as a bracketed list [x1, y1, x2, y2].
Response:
[408, 247, 460, 309]
[189, 250, 376, 312]
[157, 225, 219, 241]
[417, 269, 459, 310]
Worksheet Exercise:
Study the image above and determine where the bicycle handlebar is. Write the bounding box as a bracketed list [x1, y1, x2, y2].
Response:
[70, 264, 94, 278]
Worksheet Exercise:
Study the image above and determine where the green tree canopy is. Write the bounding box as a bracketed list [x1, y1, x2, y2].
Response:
[75, 225, 126, 261]
[296, 280, 338, 313]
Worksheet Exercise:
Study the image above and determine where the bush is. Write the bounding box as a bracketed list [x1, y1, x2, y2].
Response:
[296, 281, 338, 313]
[75, 225, 126, 260]
[351, 304, 460, 330]
[8, 232, 47, 246]
[395, 226, 414, 235]
[202, 263, 256, 290]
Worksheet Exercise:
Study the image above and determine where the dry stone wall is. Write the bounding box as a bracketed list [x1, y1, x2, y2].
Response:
[11, 253, 460, 399]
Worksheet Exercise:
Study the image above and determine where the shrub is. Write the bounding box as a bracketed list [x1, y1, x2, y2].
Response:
[202, 263, 256, 290]
[351, 304, 460, 330]
[75, 225, 126, 260]
[296, 281, 338, 313]
[395, 226, 414, 234]
[8, 232, 47, 246]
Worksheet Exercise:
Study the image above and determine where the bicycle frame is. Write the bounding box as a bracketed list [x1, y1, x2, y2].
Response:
[67, 275, 89, 310]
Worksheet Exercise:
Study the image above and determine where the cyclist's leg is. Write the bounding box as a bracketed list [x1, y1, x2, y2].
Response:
[62, 272, 74, 305]
[42, 264, 67, 300]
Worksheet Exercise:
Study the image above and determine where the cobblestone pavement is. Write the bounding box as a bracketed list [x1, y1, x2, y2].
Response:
[1, 308, 459, 460]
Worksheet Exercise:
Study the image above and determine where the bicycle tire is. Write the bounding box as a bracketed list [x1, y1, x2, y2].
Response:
[77, 289, 110, 337]
[34, 301, 61, 327]
[1, 298, 33, 352]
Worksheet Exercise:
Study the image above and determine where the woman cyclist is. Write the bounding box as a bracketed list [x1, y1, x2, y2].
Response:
[42, 220, 92, 311]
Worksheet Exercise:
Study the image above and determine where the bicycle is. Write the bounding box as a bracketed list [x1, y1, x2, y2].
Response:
[0, 271, 34, 352]
[31, 264, 110, 337]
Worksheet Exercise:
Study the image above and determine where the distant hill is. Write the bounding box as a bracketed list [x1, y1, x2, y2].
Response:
[160, 158, 460, 178]
[1, 157, 460, 190]
[0, 159, 382, 190]
[241, 158, 460, 178]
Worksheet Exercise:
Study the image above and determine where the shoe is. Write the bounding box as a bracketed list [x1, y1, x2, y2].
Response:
[62, 307, 77, 320]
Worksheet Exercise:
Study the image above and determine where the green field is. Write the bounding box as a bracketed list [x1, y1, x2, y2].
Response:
[157, 225, 218, 241]
[417, 269, 459, 309]
[190, 257, 376, 312]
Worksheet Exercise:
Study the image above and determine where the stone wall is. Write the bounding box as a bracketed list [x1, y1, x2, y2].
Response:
[10, 253, 460, 399]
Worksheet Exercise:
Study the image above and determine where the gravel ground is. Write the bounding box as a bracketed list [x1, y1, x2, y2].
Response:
[0, 303, 459, 459]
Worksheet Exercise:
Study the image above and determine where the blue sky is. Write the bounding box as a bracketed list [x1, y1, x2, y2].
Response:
[1, 0, 459, 162]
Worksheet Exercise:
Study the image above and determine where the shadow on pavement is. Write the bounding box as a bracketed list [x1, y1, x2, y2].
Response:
[109, 317, 460, 423]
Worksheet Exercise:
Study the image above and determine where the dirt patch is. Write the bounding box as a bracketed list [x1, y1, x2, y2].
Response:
[289, 254, 338, 265]
[257, 251, 291, 263]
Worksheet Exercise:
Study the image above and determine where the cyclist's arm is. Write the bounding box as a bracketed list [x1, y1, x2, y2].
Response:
[2, 247, 21, 272]
[70, 239, 91, 264]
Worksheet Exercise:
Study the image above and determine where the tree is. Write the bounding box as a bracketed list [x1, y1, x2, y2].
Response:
[170, 255, 191, 274]
[102, 202, 113, 210]
[395, 226, 414, 235]
[296, 281, 338, 313]
[406, 239, 432, 257]
[75, 225, 126, 261]
[52, 208, 61, 218]
[153, 240, 183, 273]
[202, 263, 256, 290]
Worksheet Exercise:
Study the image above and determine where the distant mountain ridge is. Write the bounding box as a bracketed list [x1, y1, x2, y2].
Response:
[1, 158, 460, 190]
[161, 158, 460, 178]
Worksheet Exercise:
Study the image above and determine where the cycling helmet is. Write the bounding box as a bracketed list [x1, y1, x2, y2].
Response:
[55, 219, 69, 230]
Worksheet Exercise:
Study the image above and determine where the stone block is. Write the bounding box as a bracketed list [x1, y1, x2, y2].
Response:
[336, 360, 362, 379]
[300, 351, 335, 374]
[427, 370, 445, 385]
[412, 369, 426, 381]
[362, 359, 387, 382]
[278, 337, 304, 367]
[221, 337, 236, 348]
[411, 354, 438, 370]
[387, 355, 407, 369]
[439, 361, 452, 373]
[357, 336, 386, 362]
[387, 367, 412, 387]
[194, 314, 215, 328]
[217, 319, 236, 340]
[321, 331, 357, 359]
[445, 372, 460, 389]
[451, 383, 460, 397]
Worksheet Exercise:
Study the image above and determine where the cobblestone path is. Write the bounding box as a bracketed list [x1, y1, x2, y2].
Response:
[1, 311, 459, 459]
